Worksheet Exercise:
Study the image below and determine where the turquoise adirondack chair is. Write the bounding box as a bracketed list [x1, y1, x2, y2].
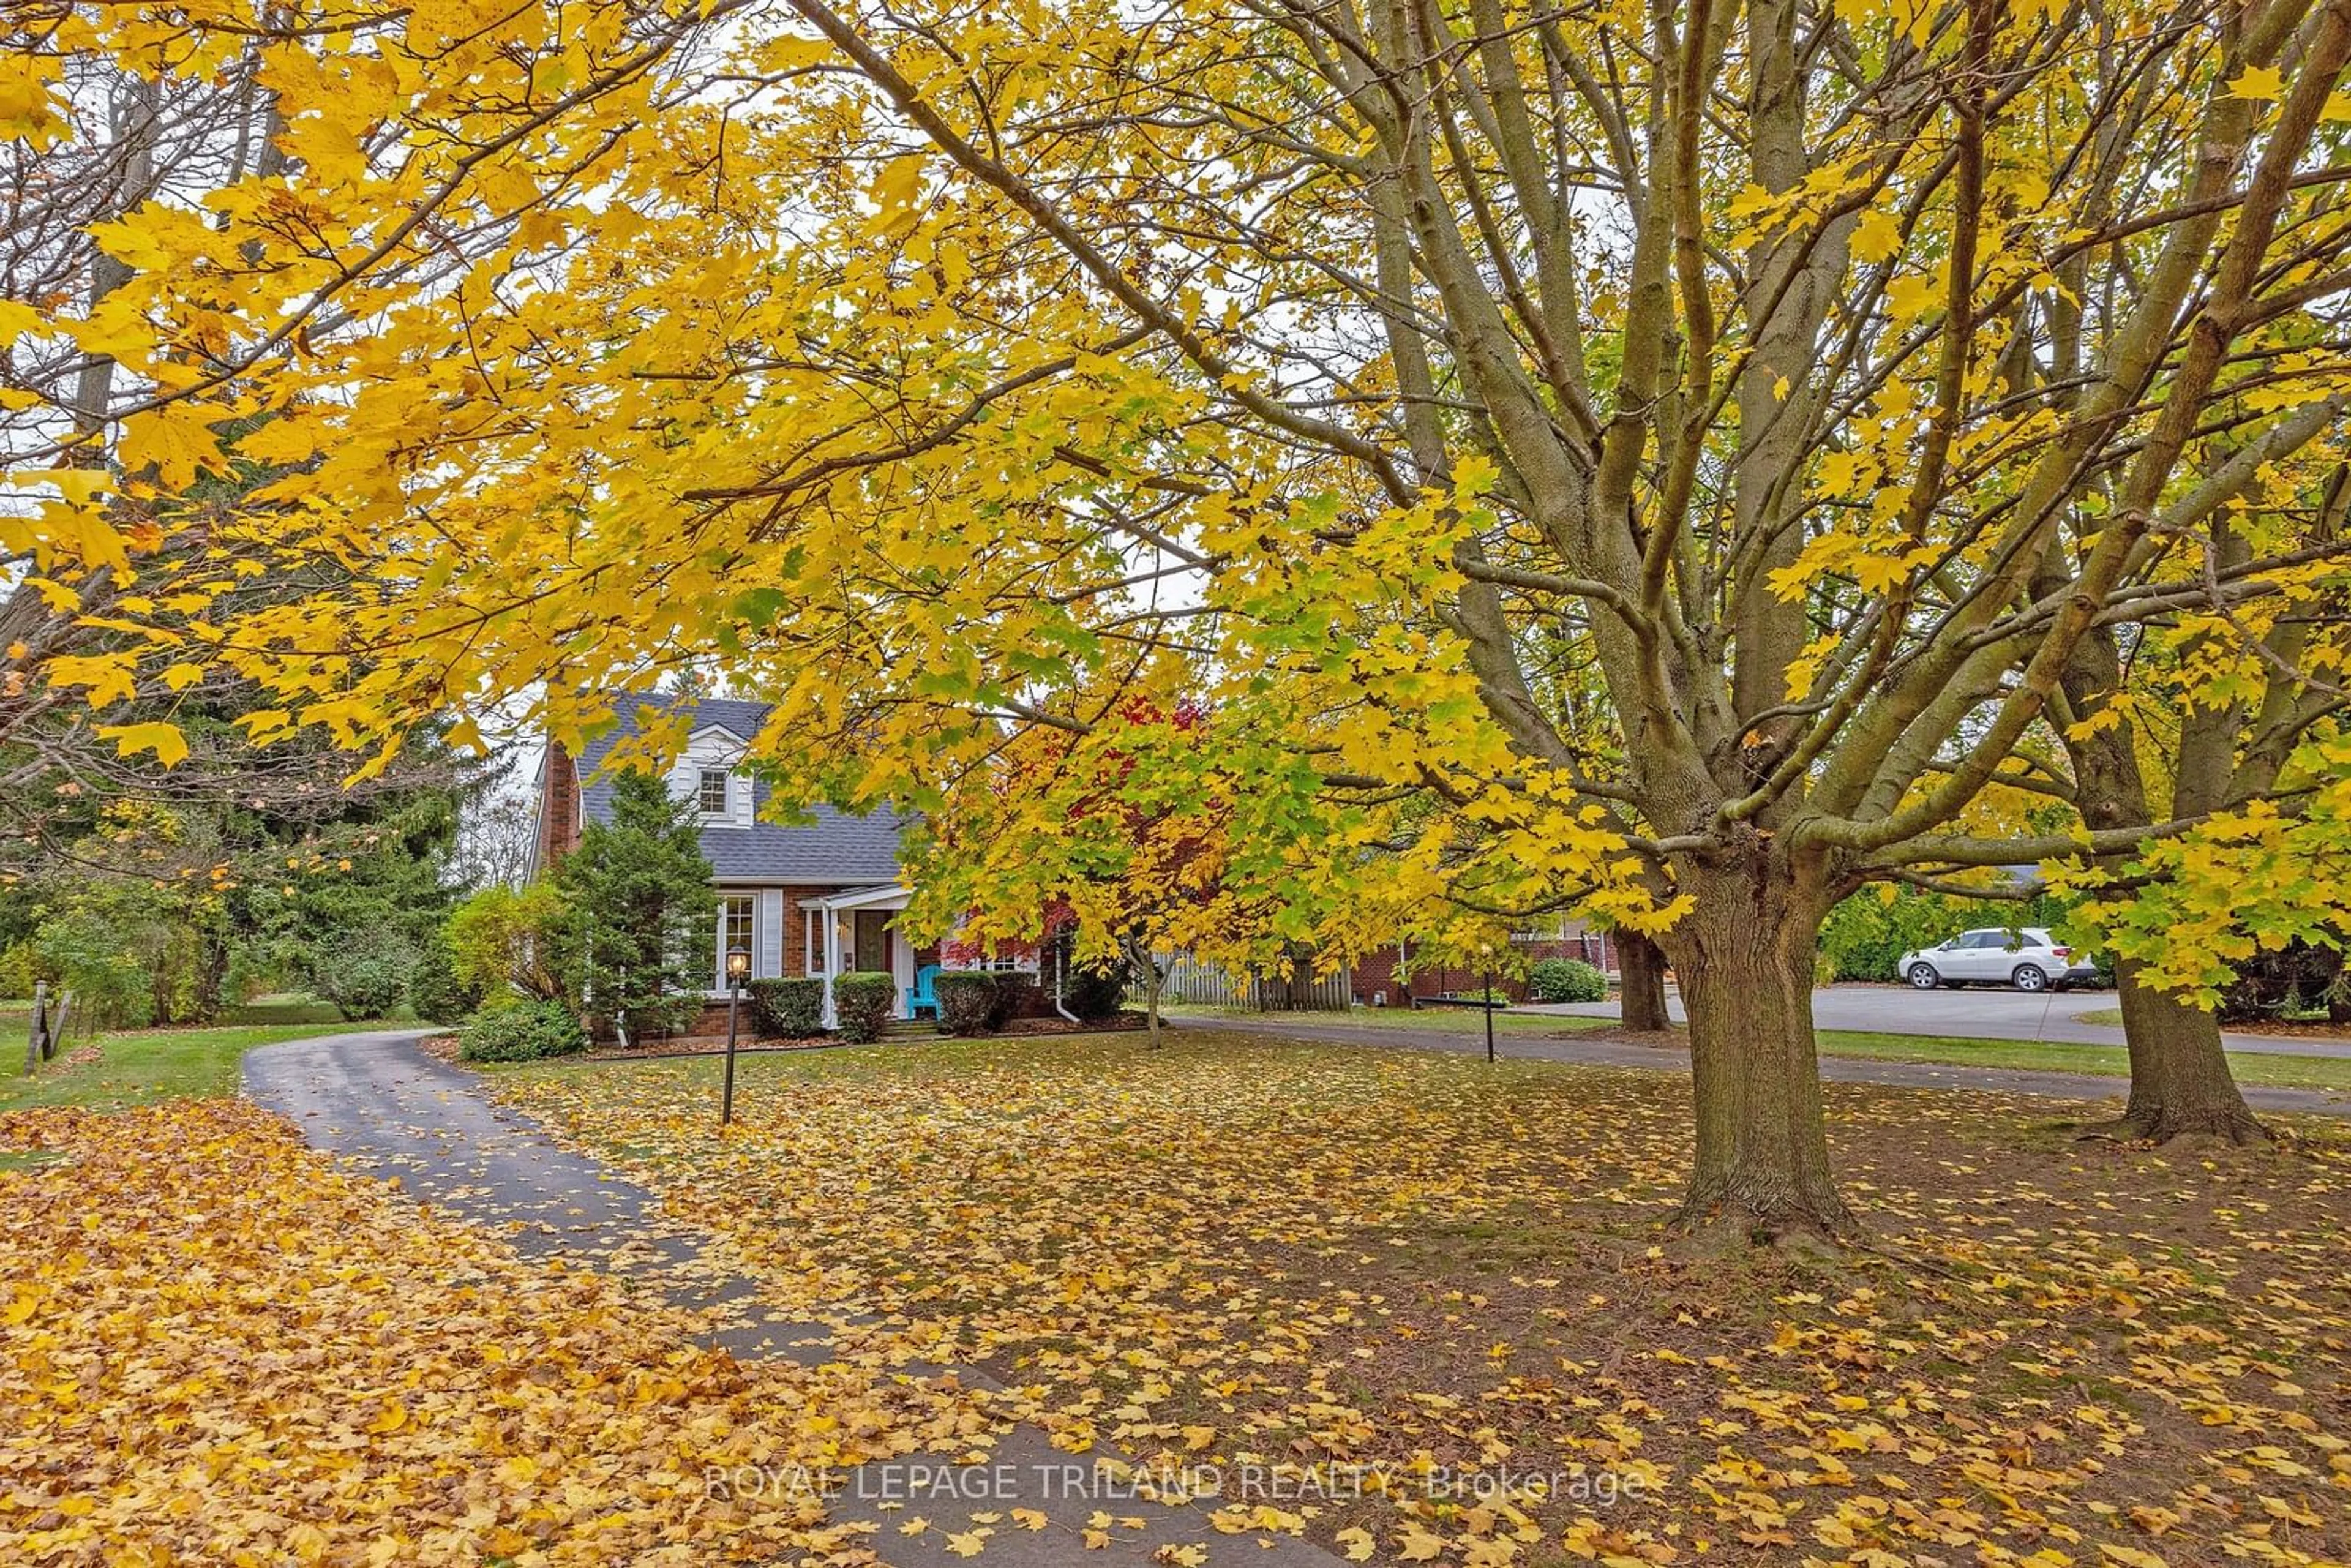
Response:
[906, 963, 942, 1020]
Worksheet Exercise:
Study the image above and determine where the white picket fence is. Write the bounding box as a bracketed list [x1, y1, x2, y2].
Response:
[1156, 951, 1353, 1012]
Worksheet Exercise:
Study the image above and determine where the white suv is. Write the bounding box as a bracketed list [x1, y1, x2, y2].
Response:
[1897, 928, 2096, 993]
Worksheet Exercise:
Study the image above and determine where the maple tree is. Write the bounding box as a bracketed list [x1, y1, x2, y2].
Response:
[911, 696, 1264, 1045]
[11, 0, 2351, 1240]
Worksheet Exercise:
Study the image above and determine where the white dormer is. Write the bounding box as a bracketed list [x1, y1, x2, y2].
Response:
[670, 724, 754, 828]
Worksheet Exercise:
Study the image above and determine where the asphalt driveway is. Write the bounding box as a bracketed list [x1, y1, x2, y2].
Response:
[1531, 984, 2351, 1058]
[241, 1029, 1340, 1568]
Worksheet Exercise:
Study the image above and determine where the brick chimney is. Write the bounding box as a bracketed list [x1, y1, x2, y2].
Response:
[535, 737, 582, 875]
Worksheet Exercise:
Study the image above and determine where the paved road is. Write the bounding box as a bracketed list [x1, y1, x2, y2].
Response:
[243, 1029, 1337, 1568]
[1169, 1013, 2351, 1118]
[1528, 985, 2351, 1058]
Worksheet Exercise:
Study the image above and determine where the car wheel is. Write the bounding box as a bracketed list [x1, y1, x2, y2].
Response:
[1907, 963, 1940, 989]
[2012, 963, 2049, 992]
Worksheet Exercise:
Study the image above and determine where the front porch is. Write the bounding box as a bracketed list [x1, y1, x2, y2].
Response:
[799, 884, 929, 1026]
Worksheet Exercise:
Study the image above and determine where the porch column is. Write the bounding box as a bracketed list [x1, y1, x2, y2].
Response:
[821, 906, 841, 1027]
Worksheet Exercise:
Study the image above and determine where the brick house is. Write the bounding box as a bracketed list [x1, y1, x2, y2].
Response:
[1349, 927, 1616, 1006]
[528, 694, 948, 1031]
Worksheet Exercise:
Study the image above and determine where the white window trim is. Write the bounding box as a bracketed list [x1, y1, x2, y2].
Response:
[697, 767, 730, 816]
[670, 725, 754, 829]
[715, 893, 756, 995]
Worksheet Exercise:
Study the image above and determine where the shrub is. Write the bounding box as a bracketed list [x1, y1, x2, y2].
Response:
[987, 972, 1033, 1029]
[831, 970, 897, 1043]
[1528, 957, 1606, 1003]
[459, 999, 588, 1062]
[32, 881, 217, 1027]
[1065, 961, 1130, 1021]
[748, 976, 826, 1038]
[35, 907, 158, 1029]
[933, 970, 999, 1035]
[407, 941, 480, 1025]
[446, 882, 571, 1003]
[0, 941, 34, 999]
[2221, 940, 2347, 1023]
[312, 940, 413, 1021]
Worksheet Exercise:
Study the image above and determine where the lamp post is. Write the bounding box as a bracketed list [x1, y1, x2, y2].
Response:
[1479, 943, 1496, 1063]
[720, 946, 750, 1127]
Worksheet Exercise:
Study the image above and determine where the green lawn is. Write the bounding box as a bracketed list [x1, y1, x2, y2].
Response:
[1, 1018, 401, 1112]
[1166, 1001, 1618, 1032]
[1814, 1027, 2351, 1092]
[223, 993, 364, 1026]
[1166, 1000, 2351, 1094]
[2074, 1002, 2350, 1036]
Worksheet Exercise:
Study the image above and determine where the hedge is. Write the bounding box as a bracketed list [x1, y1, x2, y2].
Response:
[933, 970, 999, 1036]
[459, 999, 588, 1062]
[1528, 957, 1607, 1003]
[831, 970, 897, 1043]
[407, 942, 480, 1026]
[748, 976, 826, 1038]
[1064, 961, 1130, 1022]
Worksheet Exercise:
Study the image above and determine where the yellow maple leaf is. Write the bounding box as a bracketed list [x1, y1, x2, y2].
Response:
[96, 721, 190, 768]
[1851, 207, 1902, 264]
[118, 403, 225, 491]
[1398, 1526, 1447, 1562]
[2228, 65, 2284, 102]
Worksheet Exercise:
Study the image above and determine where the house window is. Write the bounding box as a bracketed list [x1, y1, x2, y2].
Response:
[717, 895, 756, 989]
[697, 768, 730, 815]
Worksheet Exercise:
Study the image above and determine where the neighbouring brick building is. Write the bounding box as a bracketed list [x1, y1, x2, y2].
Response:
[1348, 928, 1617, 1007]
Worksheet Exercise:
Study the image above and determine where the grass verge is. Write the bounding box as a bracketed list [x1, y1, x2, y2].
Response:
[1168, 1001, 2351, 1093]
[1, 1018, 402, 1112]
[1164, 1002, 1619, 1033]
[1816, 1028, 2351, 1092]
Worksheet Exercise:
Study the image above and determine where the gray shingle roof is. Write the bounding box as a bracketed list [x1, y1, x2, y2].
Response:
[574, 694, 908, 885]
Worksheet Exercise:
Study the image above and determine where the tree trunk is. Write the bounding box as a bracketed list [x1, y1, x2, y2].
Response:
[1663, 856, 1854, 1245]
[1121, 936, 1168, 1047]
[2050, 600, 2269, 1145]
[1616, 931, 1672, 1032]
[2085, 957, 2267, 1144]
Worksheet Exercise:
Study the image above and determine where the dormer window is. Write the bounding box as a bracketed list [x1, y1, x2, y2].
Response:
[697, 768, 730, 815]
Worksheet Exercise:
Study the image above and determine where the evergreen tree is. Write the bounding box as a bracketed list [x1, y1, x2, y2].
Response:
[553, 770, 716, 1039]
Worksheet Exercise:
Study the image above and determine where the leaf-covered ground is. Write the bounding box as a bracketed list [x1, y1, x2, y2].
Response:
[0, 1100, 981, 1565]
[491, 1032, 2351, 1568]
